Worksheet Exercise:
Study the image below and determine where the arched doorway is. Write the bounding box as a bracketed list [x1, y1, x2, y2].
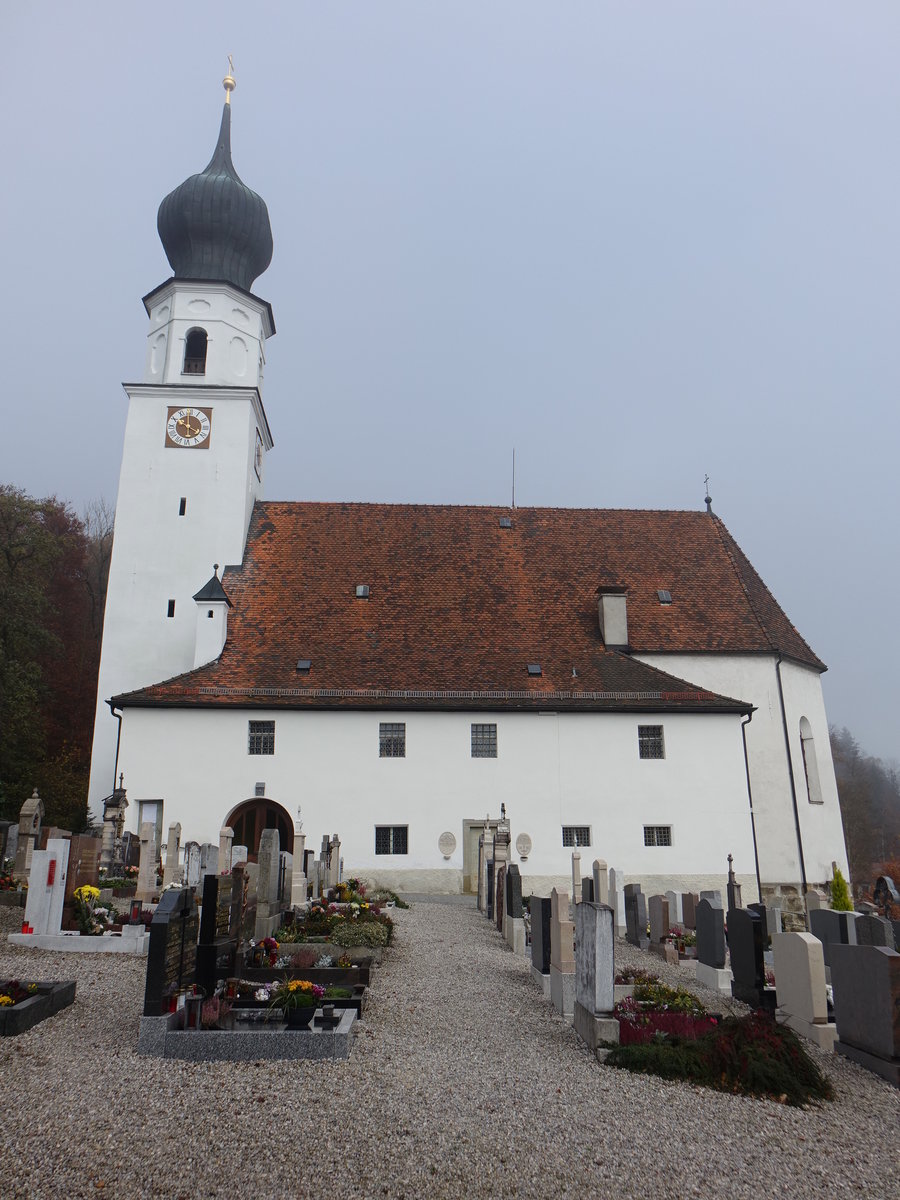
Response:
[225, 798, 294, 863]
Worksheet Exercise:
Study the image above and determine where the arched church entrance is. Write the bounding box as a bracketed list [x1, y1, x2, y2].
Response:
[225, 798, 294, 863]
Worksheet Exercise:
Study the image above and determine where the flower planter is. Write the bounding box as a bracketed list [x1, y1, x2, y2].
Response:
[284, 1006, 317, 1029]
[242, 965, 370, 987]
[0, 982, 76, 1036]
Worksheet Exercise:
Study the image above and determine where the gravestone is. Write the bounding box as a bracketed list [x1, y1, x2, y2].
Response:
[855, 914, 895, 950]
[830, 944, 900, 1085]
[231, 845, 248, 868]
[291, 829, 308, 907]
[162, 823, 183, 888]
[531, 897, 552, 974]
[505, 864, 525, 953]
[184, 842, 201, 889]
[700, 889, 723, 908]
[766, 907, 785, 938]
[143, 887, 199, 1016]
[217, 826, 234, 875]
[696, 897, 726, 969]
[199, 842, 218, 878]
[648, 895, 669, 945]
[4, 823, 18, 868]
[726, 855, 742, 912]
[681, 892, 699, 930]
[805, 889, 828, 915]
[571, 848, 582, 906]
[495, 864, 506, 933]
[13, 790, 44, 880]
[581, 879, 594, 903]
[23, 841, 69, 935]
[549, 888, 575, 1017]
[809, 909, 861, 969]
[592, 859, 609, 906]
[772, 931, 835, 1050]
[196, 872, 237, 996]
[255, 828, 282, 938]
[573, 902, 618, 1051]
[135, 822, 159, 902]
[64, 835, 101, 903]
[608, 867, 625, 935]
[665, 889, 682, 925]
[624, 884, 647, 948]
[728, 907, 774, 1011]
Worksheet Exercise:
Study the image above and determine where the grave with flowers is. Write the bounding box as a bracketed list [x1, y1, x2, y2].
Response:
[0, 979, 76, 1036]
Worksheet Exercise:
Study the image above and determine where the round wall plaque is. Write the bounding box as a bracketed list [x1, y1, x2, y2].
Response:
[516, 833, 533, 858]
[438, 832, 457, 858]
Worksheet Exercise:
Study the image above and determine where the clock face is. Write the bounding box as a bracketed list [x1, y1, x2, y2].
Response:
[254, 430, 263, 479]
[165, 407, 212, 449]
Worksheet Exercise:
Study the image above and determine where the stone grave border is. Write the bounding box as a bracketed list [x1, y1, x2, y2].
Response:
[0, 981, 76, 1036]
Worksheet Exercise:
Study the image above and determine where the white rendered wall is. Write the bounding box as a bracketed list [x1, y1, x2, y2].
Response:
[117, 707, 756, 894]
[87, 282, 274, 817]
[636, 653, 848, 888]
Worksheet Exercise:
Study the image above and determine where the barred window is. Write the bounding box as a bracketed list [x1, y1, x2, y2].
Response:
[644, 825, 672, 847]
[638, 725, 665, 759]
[562, 825, 591, 848]
[375, 825, 408, 855]
[471, 723, 498, 758]
[248, 720, 275, 755]
[379, 722, 406, 758]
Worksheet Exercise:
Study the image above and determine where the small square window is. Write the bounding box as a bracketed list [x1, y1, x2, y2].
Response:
[471, 723, 498, 758]
[379, 722, 406, 758]
[356, 584, 370, 599]
[527, 663, 542, 676]
[644, 825, 672, 847]
[638, 725, 665, 759]
[562, 825, 591, 848]
[657, 589, 671, 604]
[248, 720, 275, 755]
[296, 659, 311, 673]
[375, 825, 408, 855]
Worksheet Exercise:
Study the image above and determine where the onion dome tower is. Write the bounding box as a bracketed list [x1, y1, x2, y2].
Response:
[157, 69, 273, 291]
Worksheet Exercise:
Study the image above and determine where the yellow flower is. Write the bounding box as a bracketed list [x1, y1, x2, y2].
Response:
[74, 885, 100, 903]
[0, 995, 13, 1007]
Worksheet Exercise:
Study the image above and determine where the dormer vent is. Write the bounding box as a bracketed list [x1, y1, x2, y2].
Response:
[499, 517, 512, 529]
[527, 663, 542, 677]
[657, 590, 672, 605]
[355, 584, 370, 599]
[597, 585, 629, 650]
[296, 659, 311, 673]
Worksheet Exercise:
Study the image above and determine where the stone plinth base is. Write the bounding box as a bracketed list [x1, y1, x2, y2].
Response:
[650, 942, 679, 965]
[835, 1040, 900, 1087]
[777, 1011, 837, 1052]
[695, 962, 732, 993]
[8, 929, 149, 955]
[531, 966, 550, 997]
[506, 917, 525, 955]
[138, 1008, 356, 1061]
[573, 1000, 619, 1052]
[550, 964, 574, 1017]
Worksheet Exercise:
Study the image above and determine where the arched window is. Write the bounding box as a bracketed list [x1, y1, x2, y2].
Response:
[799, 717, 823, 804]
[183, 328, 208, 375]
[225, 798, 294, 862]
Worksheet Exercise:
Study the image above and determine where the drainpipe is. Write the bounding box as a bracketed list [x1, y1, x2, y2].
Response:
[740, 711, 763, 903]
[107, 702, 123, 798]
[775, 654, 808, 895]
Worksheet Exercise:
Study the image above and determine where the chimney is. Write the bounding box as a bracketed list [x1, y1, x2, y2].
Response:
[192, 565, 233, 668]
[597, 586, 629, 650]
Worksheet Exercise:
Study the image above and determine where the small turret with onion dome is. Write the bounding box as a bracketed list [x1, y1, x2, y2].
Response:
[156, 63, 273, 292]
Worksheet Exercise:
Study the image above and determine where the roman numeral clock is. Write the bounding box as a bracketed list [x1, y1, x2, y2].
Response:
[165, 406, 212, 448]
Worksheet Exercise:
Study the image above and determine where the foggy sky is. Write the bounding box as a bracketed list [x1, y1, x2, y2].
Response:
[2, 3, 898, 764]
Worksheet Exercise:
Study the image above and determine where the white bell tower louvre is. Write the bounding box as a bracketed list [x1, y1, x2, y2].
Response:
[87, 70, 276, 817]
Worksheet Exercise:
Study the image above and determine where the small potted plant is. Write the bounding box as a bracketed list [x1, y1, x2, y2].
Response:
[269, 977, 324, 1028]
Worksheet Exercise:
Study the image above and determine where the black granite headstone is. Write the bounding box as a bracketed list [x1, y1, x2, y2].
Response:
[581, 878, 594, 904]
[196, 873, 238, 996]
[855, 914, 895, 950]
[696, 897, 726, 969]
[143, 887, 199, 1016]
[506, 864, 523, 920]
[830, 944, 900, 1077]
[530, 896, 552, 973]
[624, 884, 646, 948]
[486, 861, 494, 921]
[809, 908, 860, 968]
[727, 907, 774, 1010]
[495, 865, 506, 931]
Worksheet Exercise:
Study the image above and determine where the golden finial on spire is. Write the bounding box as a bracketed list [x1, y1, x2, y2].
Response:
[223, 55, 236, 104]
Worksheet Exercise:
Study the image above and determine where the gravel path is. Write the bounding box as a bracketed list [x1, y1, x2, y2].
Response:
[1, 901, 898, 1200]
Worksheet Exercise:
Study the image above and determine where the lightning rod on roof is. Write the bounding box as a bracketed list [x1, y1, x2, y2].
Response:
[512, 447, 516, 510]
[704, 474, 712, 514]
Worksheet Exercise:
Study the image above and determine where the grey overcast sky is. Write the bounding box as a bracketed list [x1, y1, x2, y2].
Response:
[2, 4, 898, 763]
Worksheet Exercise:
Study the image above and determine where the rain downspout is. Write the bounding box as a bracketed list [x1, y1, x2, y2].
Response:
[775, 654, 808, 895]
[740, 710, 763, 903]
[107, 702, 123, 797]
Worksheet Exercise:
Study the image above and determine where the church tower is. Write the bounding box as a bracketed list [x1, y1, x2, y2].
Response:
[87, 71, 276, 817]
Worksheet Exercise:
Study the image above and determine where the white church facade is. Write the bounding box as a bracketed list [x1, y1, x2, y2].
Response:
[89, 77, 849, 902]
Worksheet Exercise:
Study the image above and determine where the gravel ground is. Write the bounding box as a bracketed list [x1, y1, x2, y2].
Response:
[1, 901, 898, 1200]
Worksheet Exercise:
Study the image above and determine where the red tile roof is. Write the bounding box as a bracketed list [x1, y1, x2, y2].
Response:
[116, 504, 823, 711]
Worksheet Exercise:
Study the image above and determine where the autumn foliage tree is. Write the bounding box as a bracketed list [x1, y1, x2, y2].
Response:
[831, 726, 900, 887]
[0, 485, 112, 831]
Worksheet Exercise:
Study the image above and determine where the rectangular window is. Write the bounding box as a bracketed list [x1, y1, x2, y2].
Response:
[379, 722, 406, 758]
[167, 599, 176, 618]
[562, 825, 591, 848]
[471, 723, 498, 758]
[375, 825, 408, 855]
[638, 725, 665, 759]
[644, 825, 673, 847]
[178, 497, 187, 516]
[248, 720, 275, 755]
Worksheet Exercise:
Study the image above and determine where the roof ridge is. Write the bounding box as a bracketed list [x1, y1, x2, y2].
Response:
[258, 499, 708, 516]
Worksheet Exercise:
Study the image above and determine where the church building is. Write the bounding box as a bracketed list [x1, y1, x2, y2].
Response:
[88, 76, 849, 902]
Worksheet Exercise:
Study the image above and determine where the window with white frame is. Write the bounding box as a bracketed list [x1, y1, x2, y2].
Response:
[562, 825, 591, 848]
[471, 723, 498, 758]
[248, 720, 275, 755]
[379, 722, 406, 758]
[375, 825, 408, 855]
[638, 725, 665, 759]
[643, 825, 672, 847]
